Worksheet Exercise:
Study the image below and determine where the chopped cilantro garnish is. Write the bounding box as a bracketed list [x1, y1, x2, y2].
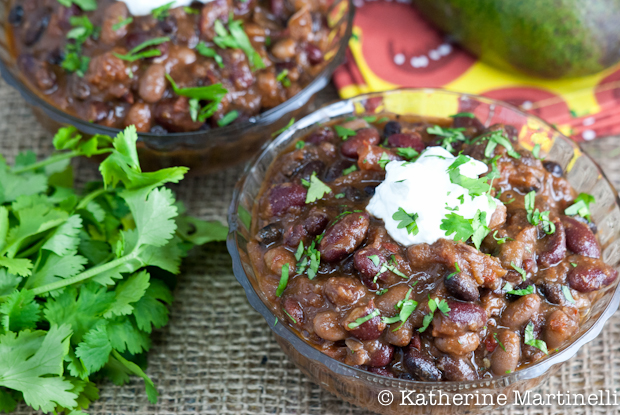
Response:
[446, 262, 460, 279]
[275, 263, 289, 297]
[214, 19, 265, 69]
[378, 117, 390, 123]
[152, 1, 175, 21]
[276, 70, 291, 87]
[368, 255, 381, 266]
[274, 316, 278, 326]
[217, 110, 239, 127]
[382, 288, 417, 331]
[272, 118, 295, 137]
[342, 165, 357, 175]
[562, 286, 576, 304]
[183, 6, 201, 14]
[114, 37, 170, 62]
[363, 116, 377, 122]
[492, 230, 511, 244]
[564, 193, 595, 220]
[440, 209, 489, 249]
[57, 0, 97, 11]
[112, 16, 133, 31]
[427, 125, 467, 153]
[392, 208, 419, 236]
[283, 309, 297, 324]
[511, 261, 527, 281]
[525, 322, 548, 354]
[295, 141, 305, 150]
[532, 144, 542, 160]
[507, 285, 534, 296]
[302, 172, 331, 204]
[334, 193, 345, 199]
[571, 262, 578, 267]
[524, 191, 555, 234]
[478, 130, 521, 159]
[396, 147, 419, 161]
[335, 125, 356, 140]
[493, 332, 507, 351]
[295, 240, 321, 279]
[61, 15, 96, 77]
[378, 152, 392, 169]
[196, 42, 224, 68]
[376, 288, 389, 296]
[348, 309, 381, 329]
[165, 74, 227, 122]
[419, 297, 450, 333]
[450, 112, 476, 118]
[447, 155, 491, 197]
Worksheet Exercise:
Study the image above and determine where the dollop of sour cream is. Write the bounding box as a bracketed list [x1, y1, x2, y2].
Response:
[121, 0, 213, 16]
[366, 146, 498, 247]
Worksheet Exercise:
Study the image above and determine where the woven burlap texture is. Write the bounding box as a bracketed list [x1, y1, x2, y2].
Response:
[1, 78, 620, 415]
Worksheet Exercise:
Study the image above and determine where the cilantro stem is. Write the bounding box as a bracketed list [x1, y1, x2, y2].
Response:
[11, 149, 112, 174]
[76, 187, 107, 210]
[31, 249, 140, 296]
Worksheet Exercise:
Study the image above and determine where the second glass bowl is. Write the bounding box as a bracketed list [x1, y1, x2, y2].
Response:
[227, 89, 620, 414]
[0, 0, 353, 174]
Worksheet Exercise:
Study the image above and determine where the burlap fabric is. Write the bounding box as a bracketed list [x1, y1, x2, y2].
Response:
[2, 78, 620, 415]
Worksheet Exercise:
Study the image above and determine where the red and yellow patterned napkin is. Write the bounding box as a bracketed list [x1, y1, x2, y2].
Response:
[333, 0, 620, 141]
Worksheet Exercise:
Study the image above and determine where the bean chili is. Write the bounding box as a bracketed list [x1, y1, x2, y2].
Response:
[248, 113, 618, 381]
[7, 0, 334, 132]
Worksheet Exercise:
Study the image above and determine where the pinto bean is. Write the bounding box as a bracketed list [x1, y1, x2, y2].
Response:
[544, 310, 578, 350]
[324, 276, 365, 308]
[343, 300, 385, 340]
[264, 246, 296, 276]
[139, 64, 166, 103]
[282, 296, 304, 324]
[561, 216, 601, 258]
[262, 182, 307, 217]
[319, 212, 369, 262]
[100, 2, 129, 44]
[272, 38, 297, 60]
[435, 332, 480, 355]
[385, 320, 413, 347]
[490, 330, 520, 376]
[313, 311, 347, 341]
[199, 0, 230, 39]
[357, 145, 400, 171]
[445, 273, 479, 302]
[537, 218, 566, 267]
[344, 339, 370, 366]
[288, 7, 312, 41]
[568, 261, 618, 293]
[124, 103, 152, 132]
[403, 345, 442, 381]
[499, 294, 541, 330]
[387, 133, 425, 152]
[432, 301, 487, 337]
[340, 128, 381, 158]
[438, 355, 478, 381]
[354, 247, 388, 290]
[86, 52, 128, 90]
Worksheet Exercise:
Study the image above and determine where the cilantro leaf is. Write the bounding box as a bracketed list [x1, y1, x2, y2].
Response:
[213, 19, 265, 69]
[176, 216, 228, 245]
[152, 1, 175, 20]
[378, 152, 392, 169]
[111, 350, 158, 403]
[562, 285, 576, 304]
[440, 212, 474, 243]
[196, 42, 224, 68]
[524, 191, 555, 234]
[480, 130, 521, 159]
[132, 279, 173, 333]
[450, 112, 475, 118]
[303, 173, 331, 204]
[427, 126, 467, 153]
[564, 193, 595, 220]
[511, 261, 527, 281]
[347, 309, 380, 329]
[524, 322, 548, 354]
[114, 37, 171, 62]
[342, 164, 357, 175]
[104, 271, 150, 318]
[57, 0, 97, 11]
[507, 285, 534, 296]
[396, 147, 419, 160]
[335, 125, 356, 140]
[392, 208, 419, 235]
[276, 264, 289, 297]
[0, 289, 40, 331]
[75, 322, 112, 374]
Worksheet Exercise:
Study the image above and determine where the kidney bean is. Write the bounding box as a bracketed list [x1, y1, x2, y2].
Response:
[543, 161, 564, 177]
[357, 145, 400, 171]
[139, 64, 166, 103]
[264, 246, 296, 276]
[544, 310, 578, 350]
[383, 121, 401, 137]
[403, 345, 442, 381]
[283, 208, 329, 246]
[561, 216, 601, 258]
[354, 247, 388, 290]
[445, 273, 479, 302]
[124, 103, 153, 132]
[305, 44, 324, 65]
[366, 340, 395, 367]
[432, 301, 487, 337]
[153, 97, 204, 132]
[272, 38, 297, 60]
[435, 332, 480, 355]
[313, 311, 348, 341]
[568, 261, 618, 293]
[282, 296, 304, 324]
[256, 223, 282, 246]
[17, 54, 56, 91]
[319, 212, 369, 262]
[367, 367, 395, 377]
[324, 276, 365, 308]
[262, 182, 307, 217]
[537, 218, 566, 267]
[452, 115, 485, 132]
[387, 132, 425, 152]
[340, 128, 381, 158]
[499, 294, 541, 330]
[343, 300, 385, 340]
[22, 7, 50, 46]
[8, 5, 24, 25]
[438, 355, 478, 381]
[100, 2, 130, 44]
[490, 330, 520, 376]
[306, 127, 335, 145]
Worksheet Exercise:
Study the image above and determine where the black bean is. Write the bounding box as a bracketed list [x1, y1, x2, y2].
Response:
[8, 6, 24, 26]
[150, 125, 169, 134]
[345, 186, 366, 202]
[363, 186, 376, 196]
[445, 273, 479, 302]
[22, 8, 51, 46]
[257, 223, 282, 246]
[403, 346, 442, 381]
[383, 121, 401, 137]
[542, 161, 563, 177]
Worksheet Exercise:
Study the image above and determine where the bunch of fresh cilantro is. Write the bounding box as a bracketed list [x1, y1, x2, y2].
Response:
[0, 126, 226, 413]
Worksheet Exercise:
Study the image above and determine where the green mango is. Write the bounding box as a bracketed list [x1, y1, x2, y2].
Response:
[412, 0, 620, 78]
